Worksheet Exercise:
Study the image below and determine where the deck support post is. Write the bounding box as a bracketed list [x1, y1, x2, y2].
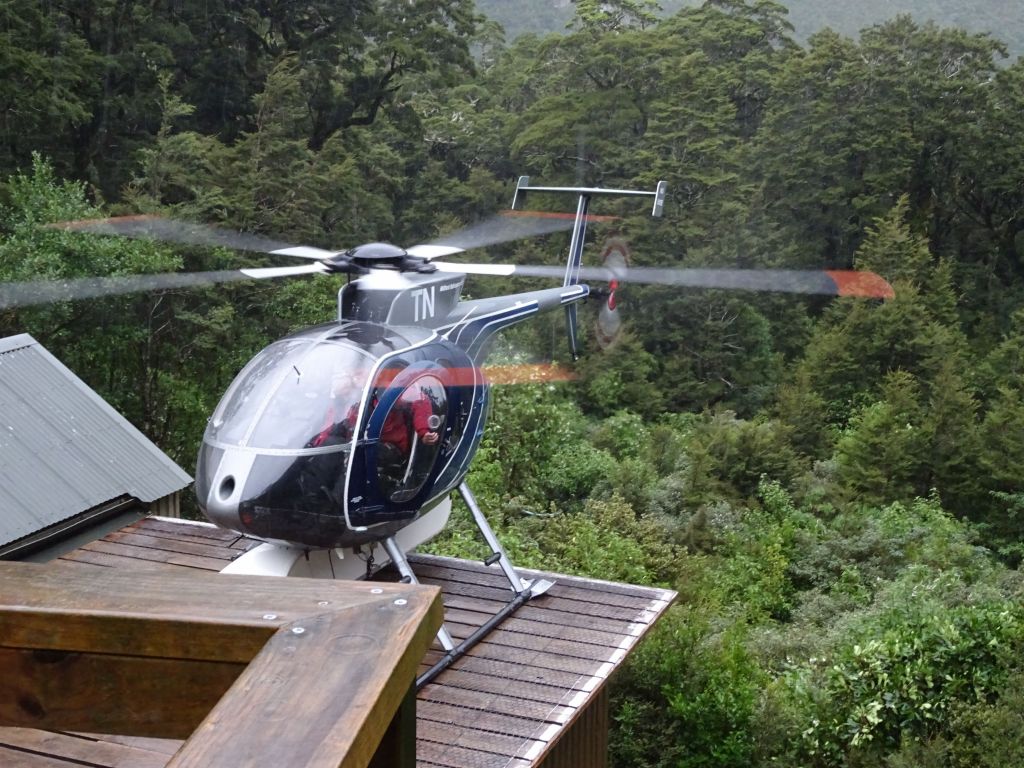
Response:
[369, 684, 417, 768]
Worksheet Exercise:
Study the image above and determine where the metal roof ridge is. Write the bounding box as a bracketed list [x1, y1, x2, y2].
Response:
[0, 333, 38, 355]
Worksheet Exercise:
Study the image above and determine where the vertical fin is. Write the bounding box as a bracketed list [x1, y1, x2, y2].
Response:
[511, 176, 530, 211]
[566, 303, 579, 360]
[563, 193, 591, 359]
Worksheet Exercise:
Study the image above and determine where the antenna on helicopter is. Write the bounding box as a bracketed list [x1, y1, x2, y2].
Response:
[510, 176, 667, 359]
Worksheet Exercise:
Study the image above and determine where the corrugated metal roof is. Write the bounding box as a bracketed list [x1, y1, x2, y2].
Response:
[0, 333, 192, 549]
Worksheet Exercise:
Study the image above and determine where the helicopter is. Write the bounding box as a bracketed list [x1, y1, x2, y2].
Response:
[1, 176, 894, 684]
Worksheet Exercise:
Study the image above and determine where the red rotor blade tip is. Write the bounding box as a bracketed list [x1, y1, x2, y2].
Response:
[826, 270, 895, 299]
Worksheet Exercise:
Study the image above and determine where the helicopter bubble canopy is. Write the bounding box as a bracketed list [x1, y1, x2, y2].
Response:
[206, 331, 384, 452]
[201, 322, 434, 454]
[194, 320, 479, 549]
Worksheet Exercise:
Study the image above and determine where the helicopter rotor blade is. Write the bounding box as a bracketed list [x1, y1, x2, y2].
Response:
[50, 215, 341, 261]
[0, 264, 332, 310]
[432, 262, 895, 299]
[240, 264, 330, 279]
[406, 211, 618, 260]
[481, 362, 577, 385]
[53, 210, 608, 263]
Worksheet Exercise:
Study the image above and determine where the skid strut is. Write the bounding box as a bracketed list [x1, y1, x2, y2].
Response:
[459, 482, 553, 597]
[384, 482, 553, 691]
[382, 536, 457, 652]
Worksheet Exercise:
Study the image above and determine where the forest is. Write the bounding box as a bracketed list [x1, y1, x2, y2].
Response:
[476, 0, 1024, 57]
[2, 0, 1024, 765]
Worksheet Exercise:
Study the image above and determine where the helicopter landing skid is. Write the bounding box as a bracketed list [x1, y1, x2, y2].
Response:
[382, 529, 553, 690]
[415, 575, 543, 691]
[390, 482, 553, 690]
[382, 536, 457, 653]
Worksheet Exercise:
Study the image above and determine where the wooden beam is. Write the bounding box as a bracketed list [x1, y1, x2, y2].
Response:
[0, 561, 442, 768]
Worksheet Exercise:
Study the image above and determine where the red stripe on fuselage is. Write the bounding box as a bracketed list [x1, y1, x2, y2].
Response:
[343, 364, 575, 389]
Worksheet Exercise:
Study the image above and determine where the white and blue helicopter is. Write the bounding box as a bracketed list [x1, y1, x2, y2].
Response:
[1, 177, 893, 684]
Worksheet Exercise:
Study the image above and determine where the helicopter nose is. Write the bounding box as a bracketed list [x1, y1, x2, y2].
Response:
[200, 446, 258, 532]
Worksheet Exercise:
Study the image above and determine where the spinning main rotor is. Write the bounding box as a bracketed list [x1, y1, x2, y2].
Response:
[0, 177, 893, 312]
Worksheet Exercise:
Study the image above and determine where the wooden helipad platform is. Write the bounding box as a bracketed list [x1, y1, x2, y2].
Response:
[1, 516, 675, 767]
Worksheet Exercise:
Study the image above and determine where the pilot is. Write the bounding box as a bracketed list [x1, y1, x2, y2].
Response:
[309, 371, 362, 448]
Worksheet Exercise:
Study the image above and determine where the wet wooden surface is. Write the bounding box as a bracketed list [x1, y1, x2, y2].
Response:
[0, 556, 440, 768]
[1, 516, 675, 767]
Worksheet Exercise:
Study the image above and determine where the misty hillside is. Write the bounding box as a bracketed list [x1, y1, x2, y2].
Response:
[477, 0, 1023, 57]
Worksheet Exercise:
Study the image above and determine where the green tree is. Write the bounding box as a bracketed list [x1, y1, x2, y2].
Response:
[756, 17, 1005, 265]
[571, 0, 660, 31]
[833, 371, 929, 505]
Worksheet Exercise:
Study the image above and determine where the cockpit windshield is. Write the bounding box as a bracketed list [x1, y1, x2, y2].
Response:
[204, 322, 434, 452]
[206, 337, 371, 451]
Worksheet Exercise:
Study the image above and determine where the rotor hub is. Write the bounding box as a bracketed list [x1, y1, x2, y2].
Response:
[322, 242, 437, 275]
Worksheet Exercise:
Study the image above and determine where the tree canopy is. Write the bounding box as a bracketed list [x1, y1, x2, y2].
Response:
[3, 1, 1024, 765]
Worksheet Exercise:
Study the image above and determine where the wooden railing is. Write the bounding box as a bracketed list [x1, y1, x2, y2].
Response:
[0, 561, 442, 768]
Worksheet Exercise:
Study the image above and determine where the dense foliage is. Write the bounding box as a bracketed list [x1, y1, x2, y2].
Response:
[475, 0, 1024, 58]
[2, 1, 1024, 765]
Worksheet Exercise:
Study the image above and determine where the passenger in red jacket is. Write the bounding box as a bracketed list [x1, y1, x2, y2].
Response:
[380, 389, 439, 454]
[310, 375, 439, 455]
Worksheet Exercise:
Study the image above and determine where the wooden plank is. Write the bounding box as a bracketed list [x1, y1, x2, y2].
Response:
[418, 718, 529, 756]
[420, 652, 586, 691]
[130, 519, 253, 550]
[79, 539, 232, 571]
[71, 733, 183, 756]
[0, 649, 244, 738]
[0, 744, 73, 767]
[444, 557, 675, 606]
[417, 683, 573, 724]
[410, 553, 671, 601]
[416, 667, 581, 707]
[449, 640, 608, 677]
[441, 620, 621, 662]
[513, 603, 651, 635]
[59, 548, 182, 572]
[401, 574, 660, 624]
[421, 642, 605, 679]
[47, 557, 109, 570]
[103, 530, 244, 561]
[0, 728, 171, 768]
[443, 608, 629, 649]
[415, 739, 532, 768]
[418, 700, 550, 740]
[130, 518, 240, 542]
[396, 561, 663, 611]
[437, 592, 654, 637]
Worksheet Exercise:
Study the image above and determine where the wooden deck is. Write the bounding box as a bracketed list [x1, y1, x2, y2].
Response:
[1, 516, 676, 767]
